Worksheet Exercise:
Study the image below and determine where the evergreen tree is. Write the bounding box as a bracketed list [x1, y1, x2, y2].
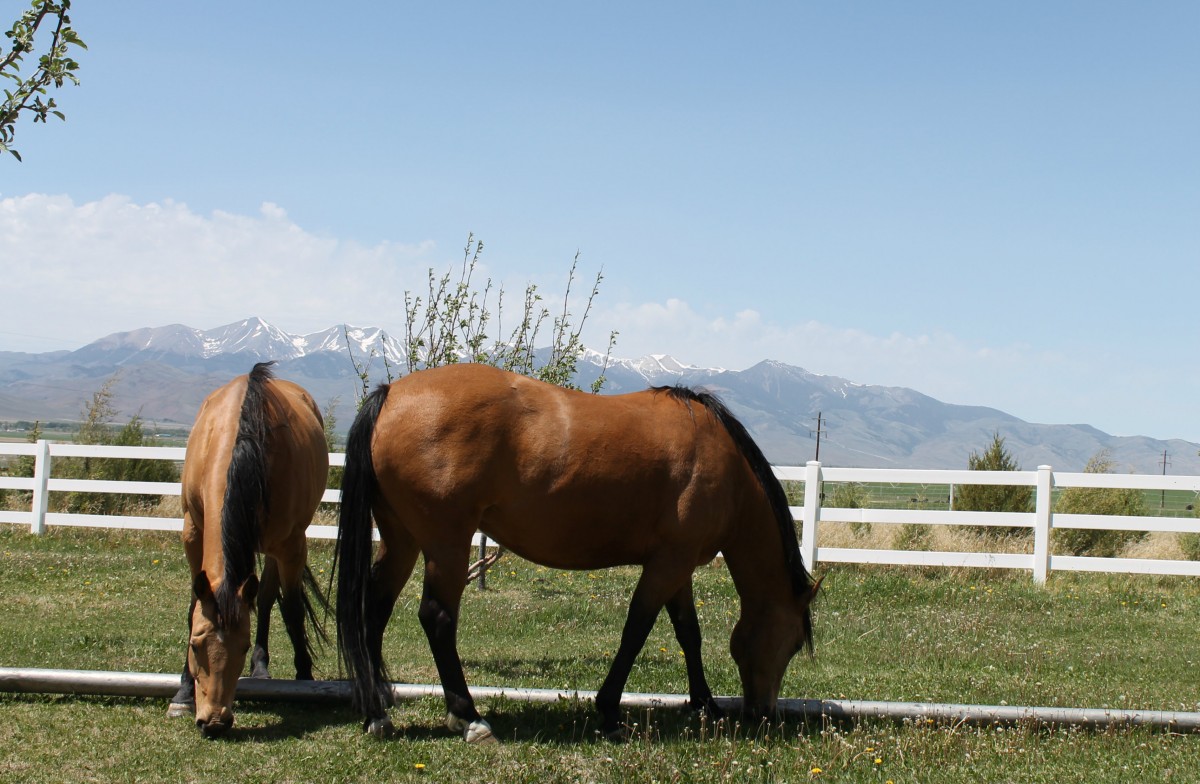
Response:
[952, 432, 1033, 538]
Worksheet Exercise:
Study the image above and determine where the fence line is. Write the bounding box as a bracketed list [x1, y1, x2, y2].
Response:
[2, 443, 1199, 583]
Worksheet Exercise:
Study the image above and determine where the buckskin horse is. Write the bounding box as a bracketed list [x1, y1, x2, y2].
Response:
[335, 363, 818, 742]
[166, 362, 330, 737]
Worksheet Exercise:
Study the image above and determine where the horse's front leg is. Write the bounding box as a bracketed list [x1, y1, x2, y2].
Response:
[169, 519, 203, 718]
[251, 556, 282, 678]
[418, 546, 496, 744]
[167, 594, 198, 718]
[665, 581, 724, 720]
[595, 569, 687, 741]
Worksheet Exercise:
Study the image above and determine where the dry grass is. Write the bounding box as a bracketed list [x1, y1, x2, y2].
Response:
[816, 520, 1194, 561]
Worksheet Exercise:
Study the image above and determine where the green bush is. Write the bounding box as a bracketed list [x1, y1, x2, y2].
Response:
[56, 376, 179, 515]
[1052, 451, 1147, 557]
[1179, 503, 1200, 561]
[826, 481, 869, 537]
[952, 432, 1032, 539]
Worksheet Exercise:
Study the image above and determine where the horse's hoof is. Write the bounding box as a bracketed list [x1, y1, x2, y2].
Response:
[603, 725, 631, 743]
[464, 720, 498, 745]
[364, 717, 395, 739]
[166, 701, 195, 719]
[446, 712, 498, 745]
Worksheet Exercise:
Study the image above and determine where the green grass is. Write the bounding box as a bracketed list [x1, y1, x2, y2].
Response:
[3, 527, 1200, 782]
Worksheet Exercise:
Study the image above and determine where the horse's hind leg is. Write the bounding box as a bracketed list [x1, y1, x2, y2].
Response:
[418, 543, 496, 744]
[275, 554, 316, 680]
[665, 582, 723, 720]
[357, 531, 420, 735]
[251, 556, 282, 678]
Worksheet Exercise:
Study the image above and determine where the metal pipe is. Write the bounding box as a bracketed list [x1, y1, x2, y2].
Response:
[3, 667, 1198, 731]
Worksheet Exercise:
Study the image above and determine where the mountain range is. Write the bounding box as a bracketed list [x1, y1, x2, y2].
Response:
[1, 317, 1195, 474]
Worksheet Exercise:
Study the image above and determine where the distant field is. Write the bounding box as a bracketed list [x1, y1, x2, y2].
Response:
[0, 422, 192, 448]
[789, 480, 1200, 518]
[3, 527, 1200, 783]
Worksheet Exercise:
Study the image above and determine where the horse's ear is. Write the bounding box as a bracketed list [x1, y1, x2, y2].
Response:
[809, 573, 824, 601]
[239, 573, 259, 607]
[193, 571, 213, 601]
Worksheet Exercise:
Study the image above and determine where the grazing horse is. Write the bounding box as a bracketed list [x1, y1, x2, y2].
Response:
[335, 363, 819, 742]
[166, 362, 330, 738]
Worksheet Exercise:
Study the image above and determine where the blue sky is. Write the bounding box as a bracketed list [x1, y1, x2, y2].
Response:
[2, 2, 1197, 443]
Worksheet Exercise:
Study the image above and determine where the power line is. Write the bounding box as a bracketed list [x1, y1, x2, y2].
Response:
[810, 411, 828, 462]
[1159, 450, 1171, 509]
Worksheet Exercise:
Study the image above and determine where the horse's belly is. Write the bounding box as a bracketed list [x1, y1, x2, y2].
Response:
[480, 513, 715, 572]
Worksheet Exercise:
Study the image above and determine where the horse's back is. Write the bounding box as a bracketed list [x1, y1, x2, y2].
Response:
[183, 371, 328, 548]
[262, 376, 329, 526]
[368, 364, 752, 569]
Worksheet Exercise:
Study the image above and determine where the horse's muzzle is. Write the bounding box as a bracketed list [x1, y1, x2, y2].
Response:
[196, 715, 233, 739]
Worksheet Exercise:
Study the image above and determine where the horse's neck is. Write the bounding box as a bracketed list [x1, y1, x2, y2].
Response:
[720, 500, 793, 602]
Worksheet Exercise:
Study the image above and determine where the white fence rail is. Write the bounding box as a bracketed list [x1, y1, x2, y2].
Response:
[3, 443, 1199, 583]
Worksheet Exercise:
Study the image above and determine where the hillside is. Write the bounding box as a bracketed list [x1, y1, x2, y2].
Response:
[1, 318, 1195, 474]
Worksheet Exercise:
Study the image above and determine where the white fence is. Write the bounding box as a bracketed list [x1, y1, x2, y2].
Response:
[3, 442, 1199, 583]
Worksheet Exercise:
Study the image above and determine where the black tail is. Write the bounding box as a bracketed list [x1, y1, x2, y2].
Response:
[334, 383, 392, 717]
[657, 385, 814, 641]
[216, 361, 275, 628]
[299, 563, 331, 649]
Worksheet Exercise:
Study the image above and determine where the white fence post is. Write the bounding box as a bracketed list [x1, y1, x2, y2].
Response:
[31, 439, 50, 535]
[801, 461, 822, 572]
[1033, 465, 1053, 584]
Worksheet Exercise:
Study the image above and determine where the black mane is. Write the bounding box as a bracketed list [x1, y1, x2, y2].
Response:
[654, 385, 813, 601]
[215, 361, 274, 628]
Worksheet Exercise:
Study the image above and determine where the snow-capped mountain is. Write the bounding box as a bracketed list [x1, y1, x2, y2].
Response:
[1, 317, 1196, 473]
[72, 318, 407, 366]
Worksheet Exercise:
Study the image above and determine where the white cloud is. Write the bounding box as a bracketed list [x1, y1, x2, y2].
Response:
[0, 193, 439, 351]
[594, 296, 1088, 424]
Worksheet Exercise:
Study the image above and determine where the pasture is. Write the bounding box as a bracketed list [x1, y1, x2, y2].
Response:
[2, 527, 1199, 782]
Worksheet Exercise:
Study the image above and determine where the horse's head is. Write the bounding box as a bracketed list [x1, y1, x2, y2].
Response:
[730, 577, 820, 720]
[188, 570, 258, 738]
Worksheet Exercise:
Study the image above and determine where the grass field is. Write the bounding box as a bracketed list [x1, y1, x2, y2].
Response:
[3, 526, 1200, 783]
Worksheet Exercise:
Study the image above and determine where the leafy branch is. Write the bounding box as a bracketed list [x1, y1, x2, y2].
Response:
[400, 234, 616, 392]
[2, 0, 86, 161]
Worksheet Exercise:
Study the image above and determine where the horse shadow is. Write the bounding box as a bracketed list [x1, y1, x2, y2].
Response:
[219, 700, 357, 742]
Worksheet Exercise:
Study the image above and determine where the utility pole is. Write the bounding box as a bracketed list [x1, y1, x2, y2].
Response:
[810, 411, 827, 462]
[1159, 450, 1171, 510]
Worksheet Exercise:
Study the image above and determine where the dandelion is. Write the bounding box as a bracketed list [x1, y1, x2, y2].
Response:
[875, 757, 883, 765]
[414, 763, 426, 772]
[152, 559, 160, 565]
[810, 766, 823, 776]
